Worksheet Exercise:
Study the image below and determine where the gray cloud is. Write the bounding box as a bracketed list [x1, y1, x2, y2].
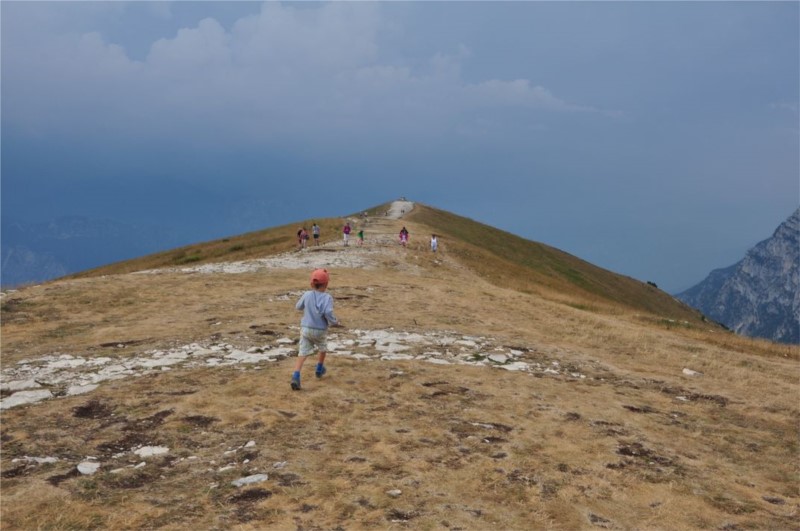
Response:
[4, 2, 609, 147]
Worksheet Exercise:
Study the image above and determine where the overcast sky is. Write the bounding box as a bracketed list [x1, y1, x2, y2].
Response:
[2, 1, 798, 292]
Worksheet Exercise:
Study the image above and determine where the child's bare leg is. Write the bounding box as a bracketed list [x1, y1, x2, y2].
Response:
[291, 355, 307, 390]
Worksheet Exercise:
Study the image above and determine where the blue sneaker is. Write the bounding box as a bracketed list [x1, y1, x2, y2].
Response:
[315, 364, 326, 378]
[291, 372, 301, 390]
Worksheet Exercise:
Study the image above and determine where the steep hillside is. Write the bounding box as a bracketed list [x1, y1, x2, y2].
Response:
[407, 204, 705, 324]
[1, 201, 797, 530]
[678, 208, 800, 344]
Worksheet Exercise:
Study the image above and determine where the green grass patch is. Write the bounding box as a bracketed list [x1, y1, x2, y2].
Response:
[175, 255, 202, 265]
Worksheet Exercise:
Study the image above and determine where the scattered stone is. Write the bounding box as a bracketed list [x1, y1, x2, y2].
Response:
[762, 495, 785, 505]
[134, 446, 169, 458]
[0, 390, 53, 409]
[77, 461, 101, 475]
[386, 489, 402, 498]
[0, 379, 42, 392]
[12, 456, 58, 464]
[381, 354, 414, 361]
[499, 362, 529, 371]
[1, 328, 587, 409]
[488, 354, 508, 364]
[682, 368, 702, 377]
[67, 384, 99, 396]
[231, 474, 269, 487]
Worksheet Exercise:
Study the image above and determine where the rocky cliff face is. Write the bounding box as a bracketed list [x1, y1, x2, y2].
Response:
[677, 209, 799, 344]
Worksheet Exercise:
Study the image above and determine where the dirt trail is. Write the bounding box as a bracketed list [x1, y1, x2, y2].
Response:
[140, 201, 425, 275]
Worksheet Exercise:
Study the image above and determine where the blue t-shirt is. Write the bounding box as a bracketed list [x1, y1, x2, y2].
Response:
[296, 290, 338, 330]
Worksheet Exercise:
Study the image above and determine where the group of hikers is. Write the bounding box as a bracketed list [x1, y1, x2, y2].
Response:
[298, 222, 438, 252]
[295, 223, 321, 249]
[341, 222, 365, 247]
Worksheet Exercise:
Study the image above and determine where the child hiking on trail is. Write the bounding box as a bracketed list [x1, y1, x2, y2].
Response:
[357, 229, 364, 246]
[292, 269, 342, 390]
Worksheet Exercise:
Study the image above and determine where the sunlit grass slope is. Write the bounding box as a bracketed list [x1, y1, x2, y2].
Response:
[407, 203, 707, 324]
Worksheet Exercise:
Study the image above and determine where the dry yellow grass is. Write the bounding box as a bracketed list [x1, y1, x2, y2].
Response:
[1, 203, 798, 530]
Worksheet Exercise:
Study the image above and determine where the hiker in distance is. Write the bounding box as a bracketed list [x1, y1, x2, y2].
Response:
[399, 226, 409, 247]
[296, 227, 308, 250]
[312, 223, 320, 246]
[292, 268, 342, 390]
[343, 222, 352, 246]
[430, 234, 438, 253]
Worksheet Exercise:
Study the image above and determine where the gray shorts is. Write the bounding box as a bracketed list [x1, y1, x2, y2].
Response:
[298, 327, 328, 356]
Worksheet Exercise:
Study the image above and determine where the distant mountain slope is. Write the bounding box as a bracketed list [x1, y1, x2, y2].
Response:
[677, 209, 800, 344]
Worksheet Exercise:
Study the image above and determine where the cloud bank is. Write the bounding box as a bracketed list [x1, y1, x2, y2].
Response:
[3, 2, 608, 148]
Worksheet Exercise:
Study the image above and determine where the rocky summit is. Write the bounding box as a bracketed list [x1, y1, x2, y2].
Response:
[677, 208, 800, 344]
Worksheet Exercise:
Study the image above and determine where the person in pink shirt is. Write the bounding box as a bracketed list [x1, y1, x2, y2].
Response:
[343, 222, 352, 246]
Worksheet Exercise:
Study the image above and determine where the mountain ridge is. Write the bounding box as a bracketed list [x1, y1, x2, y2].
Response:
[2, 200, 796, 530]
[69, 201, 707, 330]
[677, 208, 800, 344]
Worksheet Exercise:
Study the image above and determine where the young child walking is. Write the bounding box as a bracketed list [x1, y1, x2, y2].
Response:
[292, 268, 342, 390]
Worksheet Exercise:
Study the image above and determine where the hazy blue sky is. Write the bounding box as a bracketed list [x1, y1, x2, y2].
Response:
[2, 1, 798, 292]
